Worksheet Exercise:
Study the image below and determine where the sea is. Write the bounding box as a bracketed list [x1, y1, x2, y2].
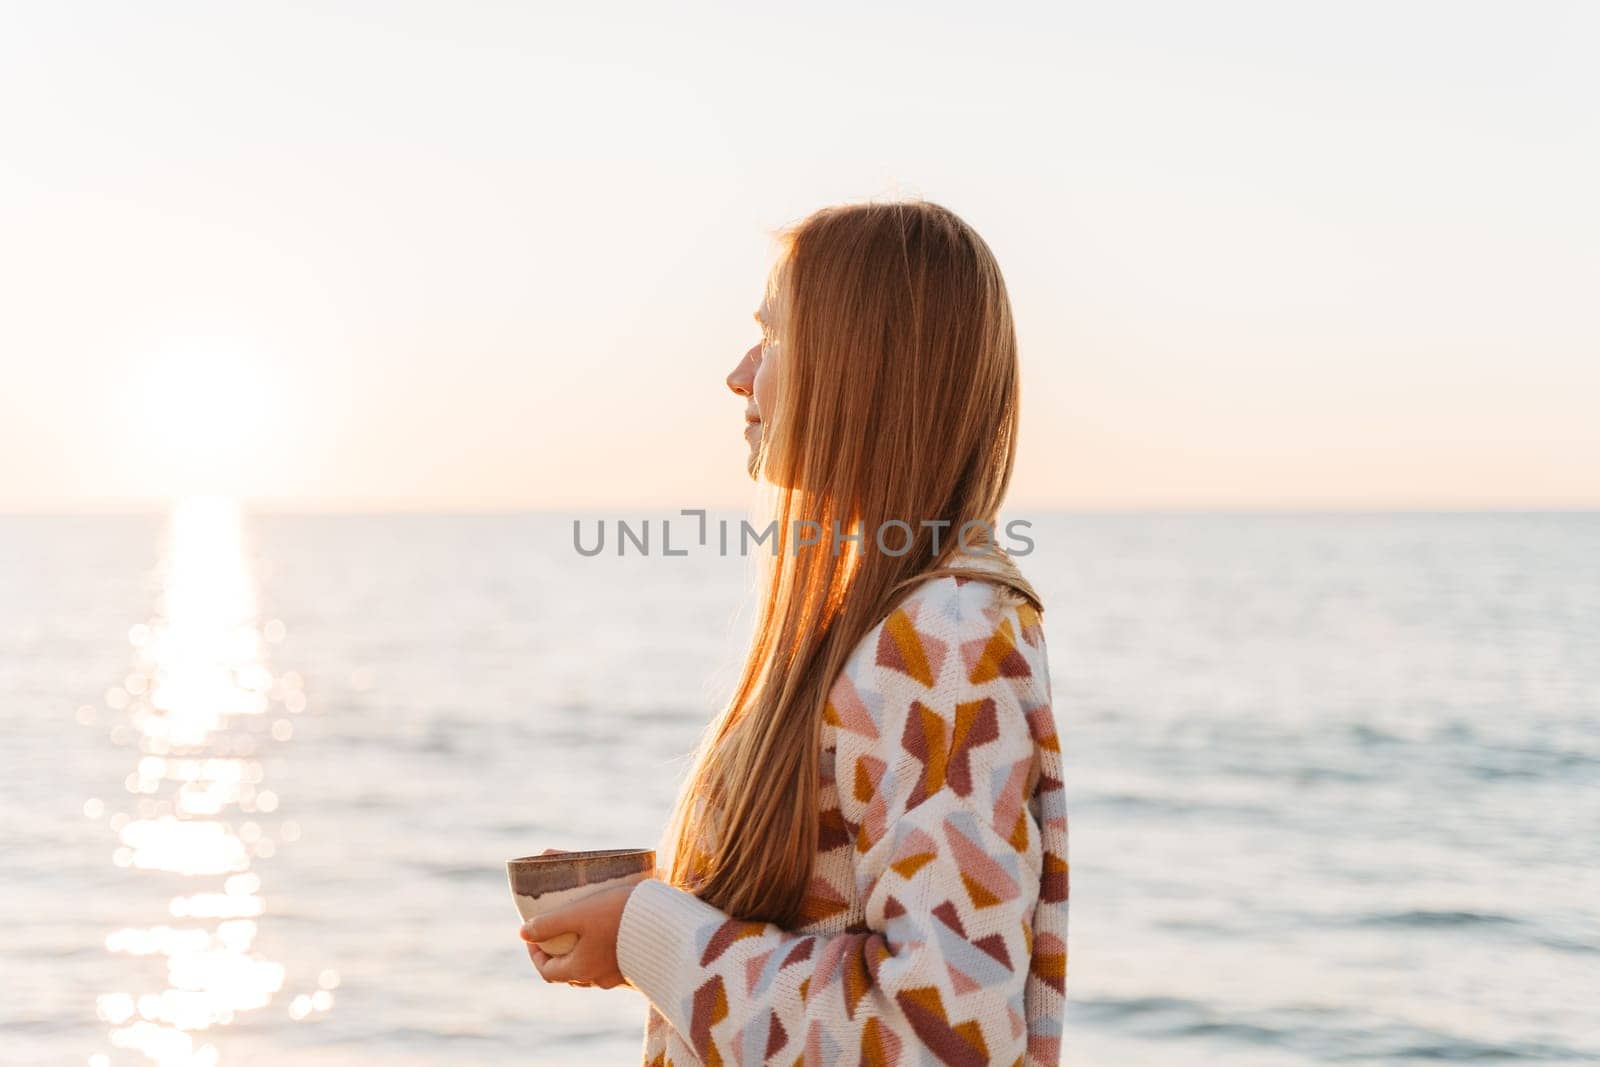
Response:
[2, 503, 1596, 1066]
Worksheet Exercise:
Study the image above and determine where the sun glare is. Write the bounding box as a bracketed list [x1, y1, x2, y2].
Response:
[136, 349, 278, 497]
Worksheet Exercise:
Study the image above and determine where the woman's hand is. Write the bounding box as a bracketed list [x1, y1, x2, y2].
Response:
[518, 849, 640, 991]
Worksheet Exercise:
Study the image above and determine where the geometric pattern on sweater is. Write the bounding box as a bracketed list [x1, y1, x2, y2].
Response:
[617, 566, 1068, 1066]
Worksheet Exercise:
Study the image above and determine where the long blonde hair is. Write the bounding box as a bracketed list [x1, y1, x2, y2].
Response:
[661, 199, 1042, 925]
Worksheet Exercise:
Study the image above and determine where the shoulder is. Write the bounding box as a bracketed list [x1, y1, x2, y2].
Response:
[884, 568, 1046, 662]
[836, 570, 1050, 711]
[824, 569, 1055, 830]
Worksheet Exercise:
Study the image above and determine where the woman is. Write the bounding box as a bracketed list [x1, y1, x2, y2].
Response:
[520, 199, 1069, 1066]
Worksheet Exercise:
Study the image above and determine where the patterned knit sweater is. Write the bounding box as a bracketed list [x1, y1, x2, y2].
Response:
[615, 568, 1069, 1066]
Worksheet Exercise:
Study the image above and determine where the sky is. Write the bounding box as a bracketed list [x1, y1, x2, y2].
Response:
[1, 0, 1595, 512]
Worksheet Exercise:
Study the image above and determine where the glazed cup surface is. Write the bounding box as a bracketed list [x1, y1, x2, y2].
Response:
[508, 847, 656, 956]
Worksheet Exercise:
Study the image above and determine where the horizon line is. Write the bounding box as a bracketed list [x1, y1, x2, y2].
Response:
[1, 502, 1596, 518]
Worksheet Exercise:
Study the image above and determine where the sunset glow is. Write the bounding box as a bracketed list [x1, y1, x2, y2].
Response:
[2, 3, 1594, 512]
[133, 354, 279, 499]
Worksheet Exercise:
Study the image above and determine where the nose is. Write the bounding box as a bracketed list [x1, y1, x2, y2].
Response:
[726, 343, 759, 397]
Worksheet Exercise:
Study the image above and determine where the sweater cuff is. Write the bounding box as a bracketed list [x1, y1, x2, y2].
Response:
[617, 877, 721, 1023]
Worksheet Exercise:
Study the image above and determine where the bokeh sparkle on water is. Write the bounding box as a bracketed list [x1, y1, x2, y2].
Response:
[83, 498, 333, 1066]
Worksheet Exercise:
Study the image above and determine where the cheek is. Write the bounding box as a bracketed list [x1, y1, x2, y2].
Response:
[753, 357, 776, 416]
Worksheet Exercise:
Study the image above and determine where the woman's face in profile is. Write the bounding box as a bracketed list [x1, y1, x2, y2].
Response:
[726, 295, 781, 478]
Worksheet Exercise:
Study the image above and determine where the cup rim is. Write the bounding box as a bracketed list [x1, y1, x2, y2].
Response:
[506, 847, 652, 867]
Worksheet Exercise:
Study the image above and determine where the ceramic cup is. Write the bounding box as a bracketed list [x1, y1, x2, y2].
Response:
[507, 848, 656, 955]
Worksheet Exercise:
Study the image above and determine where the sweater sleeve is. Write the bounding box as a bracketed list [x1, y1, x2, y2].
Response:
[616, 580, 1048, 1066]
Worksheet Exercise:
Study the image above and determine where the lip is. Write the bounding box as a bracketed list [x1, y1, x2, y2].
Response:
[743, 421, 761, 436]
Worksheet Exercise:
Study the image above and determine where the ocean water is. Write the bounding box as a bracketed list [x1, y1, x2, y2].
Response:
[2, 504, 1596, 1067]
